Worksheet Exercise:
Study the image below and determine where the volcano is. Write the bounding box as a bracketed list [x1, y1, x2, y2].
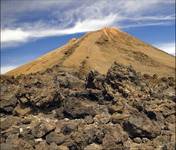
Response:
[1, 27, 175, 149]
[7, 27, 175, 77]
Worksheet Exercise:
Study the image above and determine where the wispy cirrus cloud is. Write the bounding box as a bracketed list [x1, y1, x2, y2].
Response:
[1, 0, 175, 47]
[1, 14, 117, 47]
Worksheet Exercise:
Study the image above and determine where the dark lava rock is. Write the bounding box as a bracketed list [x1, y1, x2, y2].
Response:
[61, 123, 77, 135]
[16, 87, 61, 109]
[63, 97, 96, 119]
[123, 112, 161, 139]
[102, 125, 128, 150]
[68, 125, 105, 149]
[0, 76, 18, 114]
[46, 132, 66, 145]
[1, 138, 34, 150]
[85, 70, 105, 90]
[0, 96, 18, 114]
[56, 72, 85, 89]
[0, 116, 20, 131]
[0, 62, 175, 150]
[32, 122, 55, 138]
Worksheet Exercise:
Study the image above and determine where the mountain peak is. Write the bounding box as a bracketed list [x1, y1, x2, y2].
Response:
[6, 27, 175, 77]
[99, 27, 122, 35]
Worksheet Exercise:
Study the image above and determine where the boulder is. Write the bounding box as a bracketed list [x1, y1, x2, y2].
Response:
[85, 70, 105, 90]
[46, 132, 66, 145]
[63, 98, 96, 119]
[0, 96, 18, 114]
[123, 112, 161, 139]
[61, 123, 77, 135]
[0, 116, 20, 131]
[13, 105, 31, 116]
[32, 122, 55, 138]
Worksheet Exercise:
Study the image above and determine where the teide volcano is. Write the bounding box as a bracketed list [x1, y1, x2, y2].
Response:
[7, 27, 175, 77]
[0, 27, 175, 150]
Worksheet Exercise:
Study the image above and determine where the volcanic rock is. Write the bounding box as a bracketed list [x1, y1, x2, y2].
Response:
[0, 61, 175, 149]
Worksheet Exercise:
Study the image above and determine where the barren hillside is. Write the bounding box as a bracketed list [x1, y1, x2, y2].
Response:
[6, 27, 175, 77]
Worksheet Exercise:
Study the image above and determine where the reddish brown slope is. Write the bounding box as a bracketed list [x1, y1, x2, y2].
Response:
[7, 27, 175, 76]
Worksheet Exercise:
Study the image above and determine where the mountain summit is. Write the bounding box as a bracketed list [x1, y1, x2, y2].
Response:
[7, 27, 175, 76]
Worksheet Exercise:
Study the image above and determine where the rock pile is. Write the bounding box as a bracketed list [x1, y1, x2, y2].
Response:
[0, 63, 175, 150]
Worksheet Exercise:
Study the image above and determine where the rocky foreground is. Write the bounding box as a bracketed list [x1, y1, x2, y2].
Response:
[0, 63, 175, 150]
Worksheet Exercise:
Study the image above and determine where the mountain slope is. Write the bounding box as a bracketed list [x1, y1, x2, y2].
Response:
[6, 27, 175, 76]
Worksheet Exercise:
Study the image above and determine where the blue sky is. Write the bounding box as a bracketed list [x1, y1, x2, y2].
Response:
[1, 0, 175, 73]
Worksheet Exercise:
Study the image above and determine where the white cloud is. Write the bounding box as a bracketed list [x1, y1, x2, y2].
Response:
[1, 65, 18, 74]
[1, 14, 117, 47]
[63, 14, 117, 33]
[1, 0, 175, 47]
[121, 21, 173, 28]
[1, 28, 30, 43]
[154, 42, 175, 55]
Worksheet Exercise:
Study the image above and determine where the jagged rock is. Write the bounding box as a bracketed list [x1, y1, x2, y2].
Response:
[87, 89, 105, 101]
[0, 116, 20, 131]
[61, 123, 77, 135]
[86, 70, 105, 90]
[106, 63, 138, 83]
[0, 96, 18, 114]
[16, 86, 61, 109]
[0, 76, 19, 114]
[0, 63, 175, 150]
[19, 127, 35, 144]
[123, 112, 161, 139]
[45, 132, 66, 145]
[14, 75, 63, 110]
[74, 89, 105, 102]
[63, 98, 96, 119]
[54, 120, 77, 134]
[13, 105, 31, 116]
[54, 107, 65, 119]
[68, 124, 105, 149]
[2, 138, 34, 150]
[103, 124, 128, 144]
[32, 122, 55, 138]
[102, 125, 128, 149]
[56, 73, 84, 89]
[103, 134, 123, 150]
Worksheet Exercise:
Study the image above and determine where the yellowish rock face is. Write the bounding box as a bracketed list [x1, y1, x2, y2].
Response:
[7, 27, 175, 77]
